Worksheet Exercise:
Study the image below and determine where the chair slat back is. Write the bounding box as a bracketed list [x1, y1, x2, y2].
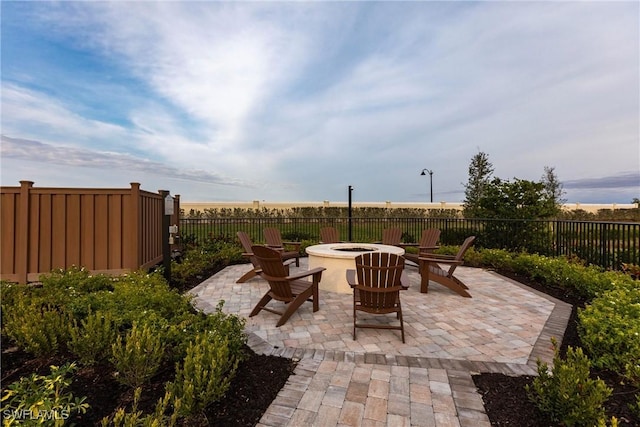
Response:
[381, 228, 402, 246]
[320, 227, 340, 244]
[419, 229, 441, 253]
[355, 252, 404, 310]
[252, 245, 294, 301]
[237, 231, 259, 268]
[447, 236, 476, 276]
[263, 227, 284, 247]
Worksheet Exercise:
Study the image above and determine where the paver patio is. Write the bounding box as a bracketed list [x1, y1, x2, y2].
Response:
[189, 258, 571, 426]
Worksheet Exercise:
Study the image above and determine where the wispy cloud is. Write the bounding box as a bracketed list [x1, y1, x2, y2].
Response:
[564, 173, 640, 190]
[1, 135, 250, 187]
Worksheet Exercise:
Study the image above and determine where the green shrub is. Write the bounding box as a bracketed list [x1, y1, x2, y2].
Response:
[71, 271, 193, 327]
[100, 387, 180, 427]
[170, 249, 219, 287]
[203, 300, 247, 358]
[526, 339, 612, 426]
[2, 300, 71, 356]
[578, 287, 640, 385]
[39, 266, 115, 294]
[1, 362, 89, 426]
[69, 310, 117, 366]
[111, 322, 165, 388]
[168, 331, 240, 416]
[596, 417, 619, 427]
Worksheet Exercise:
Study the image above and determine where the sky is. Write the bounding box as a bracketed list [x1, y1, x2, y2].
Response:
[1, 1, 639, 204]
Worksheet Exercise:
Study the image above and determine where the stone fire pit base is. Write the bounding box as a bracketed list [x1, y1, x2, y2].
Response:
[305, 243, 405, 294]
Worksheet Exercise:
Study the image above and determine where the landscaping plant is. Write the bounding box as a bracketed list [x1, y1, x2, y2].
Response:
[1, 363, 89, 426]
[110, 322, 165, 388]
[578, 286, 640, 386]
[68, 310, 117, 366]
[2, 300, 71, 357]
[169, 331, 240, 416]
[527, 338, 612, 426]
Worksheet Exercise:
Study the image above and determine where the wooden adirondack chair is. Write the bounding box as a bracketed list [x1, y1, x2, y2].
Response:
[236, 231, 294, 283]
[236, 231, 262, 283]
[250, 245, 325, 327]
[418, 236, 476, 298]
[381, 227, 402, 246]
[346, 252, 408, 342]
[263, 227, 301, 266]
[320, 226, 341, 244]
[401, 229, 441, 267]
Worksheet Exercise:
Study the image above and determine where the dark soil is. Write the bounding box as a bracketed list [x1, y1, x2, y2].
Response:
[2, 266, 638, 426]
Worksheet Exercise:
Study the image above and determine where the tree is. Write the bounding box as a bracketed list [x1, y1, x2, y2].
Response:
[478, 177, 557, 220]
[541, 166, 566, 216]
[477, 177, 557, 252]
[463, 151, 494, 218]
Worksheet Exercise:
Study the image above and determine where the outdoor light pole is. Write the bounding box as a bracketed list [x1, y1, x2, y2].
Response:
[420, 169, 433, 203]
[348, 185, 353, 242]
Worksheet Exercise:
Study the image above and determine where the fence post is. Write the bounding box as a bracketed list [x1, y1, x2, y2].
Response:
[128, 183, 141, 271]
[16, 181, 33, 284]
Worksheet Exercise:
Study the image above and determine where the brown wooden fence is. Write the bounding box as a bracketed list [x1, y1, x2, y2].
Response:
[1, 181, 180, 284]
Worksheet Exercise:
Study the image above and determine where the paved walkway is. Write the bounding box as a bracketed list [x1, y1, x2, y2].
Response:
[189, 259, 571, 427]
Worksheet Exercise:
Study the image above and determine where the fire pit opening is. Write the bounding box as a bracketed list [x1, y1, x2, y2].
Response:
[332, 247, 375, 252]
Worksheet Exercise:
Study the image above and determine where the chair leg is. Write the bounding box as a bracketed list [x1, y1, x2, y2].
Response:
[312, 283, 319, 312]
[236, 268, 258, 283]
[249, 293, 273, 317]
[353, 303, 357, 340]
[419, 260, 430, 293]
[398, 305, 405, 343]
[275, 289, 313, 327]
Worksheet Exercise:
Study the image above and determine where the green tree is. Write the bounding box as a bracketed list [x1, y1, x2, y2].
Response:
[476, 177, 558, 252]
[463, 151, 494, 218]
[541, 166, 566, 216]
[479, 177, 557, 219]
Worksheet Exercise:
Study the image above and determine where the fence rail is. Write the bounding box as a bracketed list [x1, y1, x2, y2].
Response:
[179, 217, 639, 271]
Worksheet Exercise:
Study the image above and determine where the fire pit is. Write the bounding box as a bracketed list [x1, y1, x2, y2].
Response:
[305, 243, 405, 293]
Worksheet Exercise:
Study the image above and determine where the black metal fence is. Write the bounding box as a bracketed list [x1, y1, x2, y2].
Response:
[179, 217, 639, 271]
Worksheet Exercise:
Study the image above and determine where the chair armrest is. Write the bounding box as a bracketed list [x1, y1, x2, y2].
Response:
[287, 267, 326, 281]
[418, 245, 439, 252]
[347, 269, 408, 290]
[398, 243, 418, 248]
[418, 255, 463, 265]
[400, 271, 410, 290]
[346, 269, 357, 287]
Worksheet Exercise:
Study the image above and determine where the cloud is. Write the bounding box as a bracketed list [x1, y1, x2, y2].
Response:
[564, 173, 640, 190]
[1, 135, 250, 187]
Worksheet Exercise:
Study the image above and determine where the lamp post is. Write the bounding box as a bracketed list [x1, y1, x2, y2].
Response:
[420, 169, 433, 203]
[348, 185, 353, 242]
